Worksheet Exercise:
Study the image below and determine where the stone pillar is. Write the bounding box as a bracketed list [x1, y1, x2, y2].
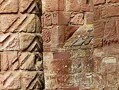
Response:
[93, 0, 119, 89]
[0, 0, 44, 89]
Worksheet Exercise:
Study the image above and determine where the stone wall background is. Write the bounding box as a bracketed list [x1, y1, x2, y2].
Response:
[93, 0, 119, 89]
[42, 0, 119, 90]
[1, 0, 119, 90]
[0, 0, 44, 89]
[42, 0, 94, 89]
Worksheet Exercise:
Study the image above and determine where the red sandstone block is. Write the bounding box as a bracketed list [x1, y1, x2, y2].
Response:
[93, 38, 103, 48]
[42, 27, 52, 52]
[58, 12, 71, 25]
[107, 0, 119, 3]
[93, 0, 106, 5]
[64, 25, 79, 40]
[102, 4, 119, 18]
[44, 0, 64, 11]
[44, 59, 71, 74]
[58, 0, 65, 11]
[51, 26, 65, 49]
[80, 0, 90, 12]
[66, 0, 81, 11]
[52, 11, 71, 25]
[85, 12, 94, 24]
[42, 27, 51, 43]
[116, 19, 119, 36]
[70, 13, 84, 25]
[103, 43, 119, 54]
[52, 11, 59, 25]
[44, 52, 83, 74]
[0, 0, 18, 13]
[93, 6, 101, 21]
[44, 12, 52, 26]
[93, 20, 105, 38]
[104, 18, 116, 39]
[53, 52, 71, 60]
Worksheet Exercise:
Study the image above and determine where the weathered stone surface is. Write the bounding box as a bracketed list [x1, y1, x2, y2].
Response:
[50, 11, 71, 25]
[43, 0, 64, 11]
[42, 28, 51, 43]
[20, 33, 42, 52]
[93, 20, 105, 38]
[0, 51, 19, 71]
[20, 0, 42, 14]
[1, 71, 21, 89]
[0, 33, 19, 51]
[0, 14, 41, 33]
[102, 4, 119, 18]
[0, 0, 18, 13]
[93, 1, 119, 89]
[70, 13, 84, 25]
[0, 0, 43, 90]
[19, 52, 43, 71]
[66, 0, 81, 11]
[21, 71, 44, 89]
[45, 74, 79, 89]
[93, 0, 106, 5]
[107, 0, 119, 3]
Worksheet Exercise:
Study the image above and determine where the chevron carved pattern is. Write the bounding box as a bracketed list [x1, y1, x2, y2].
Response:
[0, 14, 41, 33]
[20, 33, 42, 52]
[1, 71, 21, 89]
[20, 52, 43, 71]
[0, 0, 18, 13]
[21, 71, 44, 89]
[20, 0, 42, 14]
[0, 0, 43, 89]
[0, 51, 19, 71]
[0, 33, 19, 51]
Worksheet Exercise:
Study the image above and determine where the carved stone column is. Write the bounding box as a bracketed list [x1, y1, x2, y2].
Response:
[0, 0, 44, 89]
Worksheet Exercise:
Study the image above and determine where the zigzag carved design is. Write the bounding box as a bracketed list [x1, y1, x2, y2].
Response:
[20, 33, 42, 52]
[20, 0, 42, 14]
[2, 71, 21, 89]
[0, 52, 19, 71]
[0, 0, 18, 13]
[21, 71, 44, 89]
[20, 52, 43, 71]
[0, 33, 19, 51]
[0, 14, 38, 33]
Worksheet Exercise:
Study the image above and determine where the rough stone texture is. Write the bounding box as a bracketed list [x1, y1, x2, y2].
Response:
[93, 0, 119, 89]
[42, 0, 94, 89]
[0, 0, 44, 90]
[42, 0, 119, 90]
[1, 0, 119, 89]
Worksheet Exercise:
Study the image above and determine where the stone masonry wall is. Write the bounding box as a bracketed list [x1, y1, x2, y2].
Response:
[93, 0, 119, 89]
[42, 0, 94, 89]
[0, 0, 44, 89]
[43, 0, 119, 90]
